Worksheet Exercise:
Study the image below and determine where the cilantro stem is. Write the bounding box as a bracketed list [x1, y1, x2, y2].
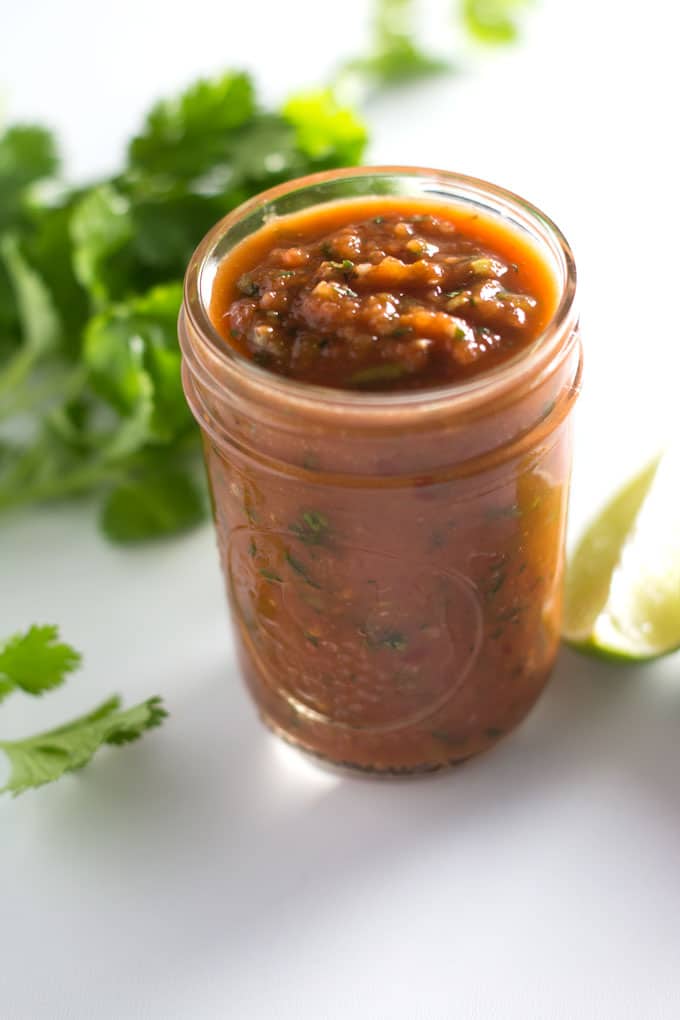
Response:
[0, 345, 40, 406]
[0, 457, 125, 513]
[0, 365, 85, 423]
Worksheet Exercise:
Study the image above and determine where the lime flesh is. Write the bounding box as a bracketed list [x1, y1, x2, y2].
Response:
[563, 451, 680, 662]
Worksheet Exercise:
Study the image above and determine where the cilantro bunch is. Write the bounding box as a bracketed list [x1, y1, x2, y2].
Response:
[0, 74, 367, 542]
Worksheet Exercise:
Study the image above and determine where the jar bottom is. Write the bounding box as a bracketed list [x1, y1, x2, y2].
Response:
[259, 710, 478, 777]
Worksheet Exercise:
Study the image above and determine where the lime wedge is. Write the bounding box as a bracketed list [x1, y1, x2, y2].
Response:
[563, 450, 680, 661]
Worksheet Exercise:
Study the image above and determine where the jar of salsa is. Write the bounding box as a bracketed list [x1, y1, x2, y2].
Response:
[179, 167, 581, 773]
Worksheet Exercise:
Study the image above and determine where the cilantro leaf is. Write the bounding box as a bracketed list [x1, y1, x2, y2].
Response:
[128, 71, 256, 180]
[0, 233, 61, 355]
[83, 282, 190, 443]
[127, 189, 227, 280]
[282, 89, 368, 165]
[337, 0, 450, 95]
[70, 183, 135, 305]
[460, 0, 530, 45]
[0, 234, 64, 416]
[222, 114, 301, 187]
[0, 261, 20, 363]
[0, 406, 135, 515]
[346, 38, 449, 89]
[100, 468, 204, 542]
[0, 625, 81, 703]
[23, 193, 90, 352]
[0, 694, 167, 796]
[0, 125, 59, 232]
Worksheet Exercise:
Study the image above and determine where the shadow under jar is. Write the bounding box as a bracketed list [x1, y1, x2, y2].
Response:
[179, 167, 581, 774]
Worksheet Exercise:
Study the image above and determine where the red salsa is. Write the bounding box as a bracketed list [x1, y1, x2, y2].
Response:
[209, 197, 557, 390]
[184, 188, 578, 773]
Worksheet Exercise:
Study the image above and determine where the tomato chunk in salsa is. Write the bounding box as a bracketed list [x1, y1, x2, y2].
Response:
[210, 197, 557, 390]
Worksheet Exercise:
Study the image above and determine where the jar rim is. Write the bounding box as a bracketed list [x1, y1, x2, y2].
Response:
[182, 165, 578, 419]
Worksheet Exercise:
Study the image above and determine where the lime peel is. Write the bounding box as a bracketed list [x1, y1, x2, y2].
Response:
[563, 450, 680, 662]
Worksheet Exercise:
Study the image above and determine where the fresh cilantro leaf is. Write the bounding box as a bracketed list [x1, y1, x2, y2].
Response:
[70, 183, 135, 305]
[0, 233, 61, 355]
[223, 114, 300, 187]
[337, 0, 450, 95]
[0, 391, 147, 515]
[347, 39, 449, 89]
[100, 467, 204, 542]
[23, 193, 90, 352]
[128, 71, 256, 180]
[0, 694, 167, 796]
[282, 89, 368, 165]
[127, 189, 227, 280]
[0, 125, 59, 232]
[0, 625, 80, 702]
[0, 442, 103, 513]
[460, 0, 529, 44]
[83, 303, 152, 415]
[84, 282, 190, 443]
[96, 374, 156, 462]
[0, 260, 20, 362]
[0, 234, 63, 416]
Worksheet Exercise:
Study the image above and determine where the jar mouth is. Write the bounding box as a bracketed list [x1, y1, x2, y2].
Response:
[182, 165, 578, 413]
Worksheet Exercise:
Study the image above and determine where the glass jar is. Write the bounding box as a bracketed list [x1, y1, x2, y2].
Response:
[179, 167, 581, 774]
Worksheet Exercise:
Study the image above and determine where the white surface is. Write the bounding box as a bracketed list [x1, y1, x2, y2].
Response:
[2, 2, 680, 1018]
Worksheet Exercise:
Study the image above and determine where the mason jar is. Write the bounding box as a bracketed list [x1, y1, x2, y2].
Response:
[179, 166, 581, 773]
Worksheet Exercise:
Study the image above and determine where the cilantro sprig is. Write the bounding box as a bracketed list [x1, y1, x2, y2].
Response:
[0, 625, 166, 796]
[0, 73, 367, 542]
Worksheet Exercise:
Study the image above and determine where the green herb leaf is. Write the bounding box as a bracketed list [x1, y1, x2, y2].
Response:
[285, 549, 322, 589]
[100, 468, 205, 542]
[259, 567, 284, 583]
[0, 694, 167, 796]
[0, 233, 61, 356]
[70, 184, 135, 305]
[338, 0, 450, 94]
[0, 234, 66, 422]
[282, 89, 367, 166]
[128, 71, 256, 180]
[362, 626, 408, 651]
[289, 509, 331, 546]
[349, 363, 408, 385]
[237, 274, 260, 297]
[461, 0, 529, 45]
[84, 282, 189, 443]
[0, 125, 59, 232]
[0, 625, 81, 703]
[23, 194, 90, 352]
[0, 420, 122, 516]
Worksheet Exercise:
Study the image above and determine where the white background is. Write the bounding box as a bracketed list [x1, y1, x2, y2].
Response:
[2, 2, 680, 1018]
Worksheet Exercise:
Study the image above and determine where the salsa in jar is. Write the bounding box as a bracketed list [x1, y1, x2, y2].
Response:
[210, 199, 556, 390]
[180, 168, 581, 773]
